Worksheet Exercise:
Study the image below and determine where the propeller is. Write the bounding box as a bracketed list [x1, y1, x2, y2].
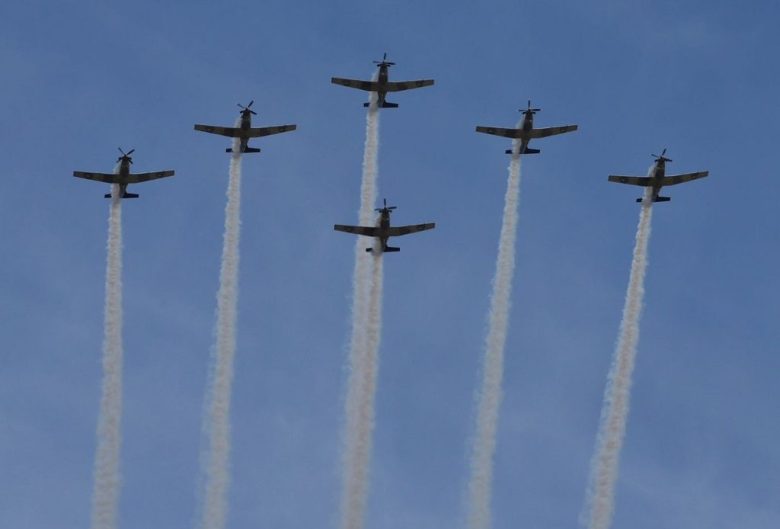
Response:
[521, 99, 541, 114]
[374, 52, 395, 66]
[375, 198, 397, 212]
[652, 148, 672, 162]
[238, 100, 257, 115]
[117, 147, 134, 163]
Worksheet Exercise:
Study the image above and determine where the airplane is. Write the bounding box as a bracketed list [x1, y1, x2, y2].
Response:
[476, 100, 578, 155]
[608, 149, 709, 203]
[331, 53, 434, 108]
[73, 148, 174, 199]
[194, 101, 297, 153]
[334, 199, 435, 253]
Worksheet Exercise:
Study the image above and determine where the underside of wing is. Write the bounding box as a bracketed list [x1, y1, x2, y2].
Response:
[194, 124, 241, 137]
[663, 171, 709, 186]
[475, 126, 522, 139]
[334, 225, 379, 237]
[387, 223, 436, 237]
[125, 170, 175, 184]
[608, 175, 654, 187]
[73, 171, 118, 184]
[245, 124, 297, 138]
[384, 79, 435, 92]
[528, 125, 578, 139]
[331, 78, 380, 92]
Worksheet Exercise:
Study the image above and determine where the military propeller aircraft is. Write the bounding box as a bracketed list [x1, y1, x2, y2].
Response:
[194, 101, 297, 153]
[73, 148, 174, 199]
[334, 199, 435, 253]
[476, 100, 578, 155]
[331, 53, 434, 108]
[608, 149, 709, 203]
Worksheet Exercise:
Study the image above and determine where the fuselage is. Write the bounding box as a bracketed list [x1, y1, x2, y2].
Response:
[374, 208, 392, 250]
[374, 63, 391, 106]
[115, 157, 132, 196]
[237, 108, 253, 151]
[648, 158, 667, 200]
[117, 158, 131, 179]
[515, 110, 534, 152]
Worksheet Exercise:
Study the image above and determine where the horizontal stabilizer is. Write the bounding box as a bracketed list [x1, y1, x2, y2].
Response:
[636, 196, 670, 203]
[366, 246, 400, 253]
[227, 147, 260, 153]
[105, 192, 138, 199]
[504, 147, 540, 154]
[380, 101, 399, 108]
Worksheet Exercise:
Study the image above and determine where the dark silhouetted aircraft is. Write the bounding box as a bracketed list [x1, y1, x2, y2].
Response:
[608, 149, 709, 203]
[331, 53, 434, 109]
[476, 100, 578, 155]
[194, 101, 296, 153]
[73, 148, 174, 199]
[334, 199, 435, 253]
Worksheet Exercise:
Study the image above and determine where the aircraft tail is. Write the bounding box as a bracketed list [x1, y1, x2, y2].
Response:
[365, 246, 400, 253]
[364, 101, 399, 108]
[636, 196, 670, 203]
[505, 147, 540, 155]
[105, 192, 138, 199]
[226, 147, 261, 153]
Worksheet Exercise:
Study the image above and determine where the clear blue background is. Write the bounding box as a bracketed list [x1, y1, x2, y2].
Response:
[1, 1, 778, 528]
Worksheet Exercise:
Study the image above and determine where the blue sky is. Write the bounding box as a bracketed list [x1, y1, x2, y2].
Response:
[1, 1, 778, 528]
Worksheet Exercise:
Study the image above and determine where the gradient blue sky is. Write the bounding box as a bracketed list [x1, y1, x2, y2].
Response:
[1, 1, 778, 528]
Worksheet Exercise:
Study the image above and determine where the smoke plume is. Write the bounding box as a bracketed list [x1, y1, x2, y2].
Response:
[340, 91, 384, 529]
[198, 137, 243, 529]
[583, 188, 654, 529]
[466, 139, 523, 529]
[90, 186, 124, 529]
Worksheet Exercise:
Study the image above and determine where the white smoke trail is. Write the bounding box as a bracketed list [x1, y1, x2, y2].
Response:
[340, 91, 382, 529]
[583, 188, 654, 529]
[466, 139, 523, 529]
[90, 185, 124, 529]
[198, 136, 243, 529]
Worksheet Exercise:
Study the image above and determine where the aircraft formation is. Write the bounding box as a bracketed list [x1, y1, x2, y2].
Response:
[72, 53, 709, 246]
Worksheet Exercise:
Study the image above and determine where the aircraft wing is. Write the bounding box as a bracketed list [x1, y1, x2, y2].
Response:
[73, 171, 118, 184]
[387, 223, 436, 237]
[475, 126, 521, 139]
[663, 171, 709, 186]
[125, 170, 175, 184]
[608, 175, 654, 187]
[384, 80, 435, 92]
[331, 78, 381, 92]
[527, 125, 578, 139]
[245, 124, 297, 138]
[334, 225, 379, 237]
[194, 124, 241, 137]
